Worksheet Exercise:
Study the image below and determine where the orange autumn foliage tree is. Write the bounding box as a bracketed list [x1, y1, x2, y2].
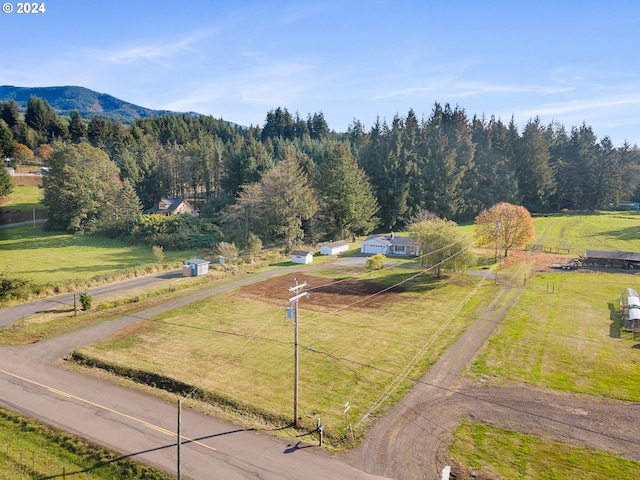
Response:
[474, 202, 535, 258]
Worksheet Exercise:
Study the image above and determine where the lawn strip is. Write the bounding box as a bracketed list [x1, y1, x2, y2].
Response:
[451, 419, 640, 480]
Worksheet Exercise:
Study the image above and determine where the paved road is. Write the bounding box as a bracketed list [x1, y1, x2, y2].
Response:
[0, 258, 394, 479]
[0, 269, 184, 328]
[0, 347, 390, 480]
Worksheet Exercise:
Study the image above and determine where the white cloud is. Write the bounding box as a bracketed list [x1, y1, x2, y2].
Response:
[374, 80, 572, 101]
[517, 94, 640, 119]
[104, 31, 213, 65]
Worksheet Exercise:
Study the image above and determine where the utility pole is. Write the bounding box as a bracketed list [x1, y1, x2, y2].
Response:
[288, 278, 308, 427]
[177, 399, 182, 480]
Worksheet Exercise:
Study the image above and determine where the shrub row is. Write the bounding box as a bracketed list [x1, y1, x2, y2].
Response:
[70, 351, 291, 428]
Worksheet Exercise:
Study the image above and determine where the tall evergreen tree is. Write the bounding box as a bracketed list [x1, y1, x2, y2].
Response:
[223, 133, 273, 196]
[316, 142, 378, 239]
[24, 96, 57, 140]
[68, 110, 88, 143]
[0, 119, 16, 157]
[0, 163, 13, 198]
[259, 146, 318, 250]
[87, 117, 110, 149]
[516, 118, 556, 211]
[0, 100, 21, 129]
[417, 103, 474, 219]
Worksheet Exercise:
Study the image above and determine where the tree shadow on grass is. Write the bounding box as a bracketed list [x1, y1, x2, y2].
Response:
[600, 225, 640, 242]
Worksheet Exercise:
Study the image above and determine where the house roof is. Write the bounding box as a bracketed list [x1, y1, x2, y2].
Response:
[363, 234, 415, 247]
[585, 250, 640, 262]
[291, 250, 313, 256]
[323, 240, 349, 248]
[144, 198, 193, 214]
[187, 258, 209, 265]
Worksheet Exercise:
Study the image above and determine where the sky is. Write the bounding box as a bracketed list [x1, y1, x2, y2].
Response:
[1, 0, 639, 146]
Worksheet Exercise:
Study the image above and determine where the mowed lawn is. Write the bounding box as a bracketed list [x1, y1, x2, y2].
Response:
[451, 420, 640, 480]
[0, 224, 197, 284]
[0, 184, 43, 212]
[78, 268, 494, 437]
[473, 270, 640, 401]
[471, 212, 640, 401]
[532, 211, 640, 253]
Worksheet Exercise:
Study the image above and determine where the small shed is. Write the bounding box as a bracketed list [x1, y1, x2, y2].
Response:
[291, 250, 313, 264]
[320, 240, 349, 255]
[185, 258, 209, 277]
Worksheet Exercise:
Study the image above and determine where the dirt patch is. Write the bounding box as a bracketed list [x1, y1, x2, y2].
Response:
[237, 273, 406, 311]
[500, 250, 575, 273]
[12, 175, 43, 187]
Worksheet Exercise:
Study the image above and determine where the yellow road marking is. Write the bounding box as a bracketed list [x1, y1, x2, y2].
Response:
[0, 368, 216, 452]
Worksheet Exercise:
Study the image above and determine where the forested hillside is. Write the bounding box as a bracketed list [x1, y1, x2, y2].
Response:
[0, 86, 179, 123]
[1, 94, 639, 251]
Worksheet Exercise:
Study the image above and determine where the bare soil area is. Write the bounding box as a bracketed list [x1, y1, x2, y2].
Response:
[237, 273, 407, 311]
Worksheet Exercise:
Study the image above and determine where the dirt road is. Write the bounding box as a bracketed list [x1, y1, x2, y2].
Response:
[348, 261, 640, 480]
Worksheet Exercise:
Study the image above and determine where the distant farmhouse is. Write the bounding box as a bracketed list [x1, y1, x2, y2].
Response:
[144, 198, 197, 216]
[361, 232, 419, 256]
[618, 201, 640, 211]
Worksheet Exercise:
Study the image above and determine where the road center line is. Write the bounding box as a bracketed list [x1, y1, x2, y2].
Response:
[0, 367, 216, 452]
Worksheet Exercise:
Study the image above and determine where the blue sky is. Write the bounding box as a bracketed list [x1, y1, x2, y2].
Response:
[1, 0, 639, 146]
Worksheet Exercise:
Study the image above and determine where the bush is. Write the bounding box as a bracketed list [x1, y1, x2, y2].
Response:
[365, 253, 386, 271]
[129, 214, 223, 250]
[0, 274, 35, 302]
[152, 244, 164, 263]
[79, 291, 93, 311]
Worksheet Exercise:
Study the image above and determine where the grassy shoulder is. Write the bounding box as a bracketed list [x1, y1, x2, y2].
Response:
[451, 419, 640, 480]
[0, 407, 172, 480]
[74, 267, 495, 448]
[0, 254, 294, 346]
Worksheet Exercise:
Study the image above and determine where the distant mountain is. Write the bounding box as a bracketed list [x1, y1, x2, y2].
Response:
[0, 85, 191, 123]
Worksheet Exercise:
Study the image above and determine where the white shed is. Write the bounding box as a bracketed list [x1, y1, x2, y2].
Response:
[320, 240, 349, 255]
[185, 258, 209, 276]
[291, 250, 313, 264]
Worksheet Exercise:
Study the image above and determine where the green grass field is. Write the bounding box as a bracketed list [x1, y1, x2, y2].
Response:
[472, 270, 640, 401]
[0, 185, 43, 212]
[0, 408, 171, 479]
[456, 211, 640, 475]
[451, 420, 640, 479]
[77, 267, 494, 441]
[532, 211, 640, 253]
[6, 210, 640, 471]
[0, 224, 199, 285]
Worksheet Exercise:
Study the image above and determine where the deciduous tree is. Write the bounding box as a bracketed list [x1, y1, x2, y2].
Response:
[35, 143, 54, 163]
[408, 217, 475, 276]
[245, 232, 263, 261]
[43, 143, 121, 233]
[12, 143, 34, 163]
[474, 202, 535, 258]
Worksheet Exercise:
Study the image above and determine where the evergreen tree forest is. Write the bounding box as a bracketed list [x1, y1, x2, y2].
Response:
[3, 96, 639, 250]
